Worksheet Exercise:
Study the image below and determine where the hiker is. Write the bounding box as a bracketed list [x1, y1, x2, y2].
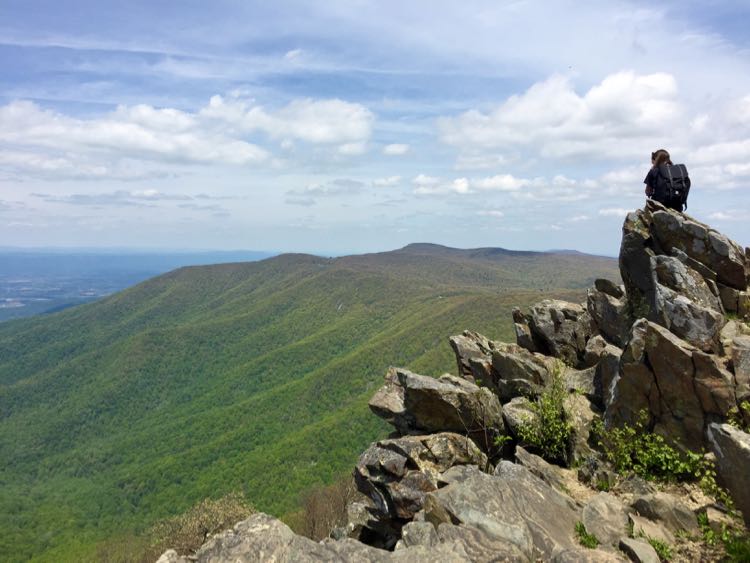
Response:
[644, 149, 691, 212]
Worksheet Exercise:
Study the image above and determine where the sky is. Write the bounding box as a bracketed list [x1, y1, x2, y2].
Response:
[1, 0, 750, 255]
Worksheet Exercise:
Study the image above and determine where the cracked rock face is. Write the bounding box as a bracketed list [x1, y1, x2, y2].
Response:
[524, 299, 597, 367]
[368, 367, 505, 453]
[353, 432, 488, 547]
[607, 320, 740, 449]
[424, 463, 580, 560]
[649, 208, 747, 290]
[708, 423, 750, 527]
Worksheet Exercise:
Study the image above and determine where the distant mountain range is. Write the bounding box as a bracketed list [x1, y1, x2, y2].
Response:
[0, 250, 274, 322]
[0, 244, 619, 561]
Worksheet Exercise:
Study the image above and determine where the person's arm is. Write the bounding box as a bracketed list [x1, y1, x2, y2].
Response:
[644, 170, 654, 197]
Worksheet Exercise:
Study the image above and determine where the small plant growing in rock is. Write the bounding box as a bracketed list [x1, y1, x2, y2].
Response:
[594, 478, 610, 492]
[727, 400, 750, 431]
[724, 534, 750, 562]
[591, 412, 733, 508]
[517, 362, 572, 464]
[574, 521, 599, 549]
[697, 511, 750, 562]
[647, 537, 673, 561]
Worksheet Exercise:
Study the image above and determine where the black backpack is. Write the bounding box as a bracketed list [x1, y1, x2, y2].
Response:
[656, 163, 691, 211]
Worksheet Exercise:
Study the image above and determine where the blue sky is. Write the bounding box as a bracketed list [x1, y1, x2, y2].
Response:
[1, 0, 750, 254]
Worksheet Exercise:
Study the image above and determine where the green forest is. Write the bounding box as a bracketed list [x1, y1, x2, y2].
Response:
[0, 245, 619, 561]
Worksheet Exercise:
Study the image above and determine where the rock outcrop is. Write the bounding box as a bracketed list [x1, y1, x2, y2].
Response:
[160, 201, 750, 562]
[353, 432, 488, 547]
[368, 367, 505, 454]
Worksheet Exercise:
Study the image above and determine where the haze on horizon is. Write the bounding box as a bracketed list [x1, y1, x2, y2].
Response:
[1, 0, 750, 256]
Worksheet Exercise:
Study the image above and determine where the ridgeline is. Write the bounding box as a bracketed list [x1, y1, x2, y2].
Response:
[0, 244, 618, 561]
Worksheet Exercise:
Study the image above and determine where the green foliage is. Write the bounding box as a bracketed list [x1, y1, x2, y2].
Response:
[646, 537, 673, 561]
[0, 250, 619, 561]
[725, 534, 750, 562]
[575, 521, 599, 549]
[591, 414, 725, 503]
[697, 510, 750, 562]
[518, 362, 573, 464]
[727, 400, 750, 431]
[595, 478, 611, 492]
[493, 434, 512, 448]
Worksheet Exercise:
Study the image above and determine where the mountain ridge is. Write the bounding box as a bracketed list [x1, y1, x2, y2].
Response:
[0, 243, 620, 561]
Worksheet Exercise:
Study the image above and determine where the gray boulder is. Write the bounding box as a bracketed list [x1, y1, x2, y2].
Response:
[564, 392, 599, 464]
[649, 205, 747, 290]
[707, 423, 750, 526]
[448, 330, 494, 381]
[581, 492, 630, 548]
[595, 278, 625, 299]
[491, 342, 554, 401]
[731, 335, 750, 402]
[354, 432, 488, 546]
[587, 287, 630, 348]
[368, 368, 505, 453]
[693, 351, 737, 416]
[502, 396, 537, 439]
[526, 299, 597, 367]
[619, 209, 658, 322]
[424, 463, 580, 560]
[564, 366, 597, 403]
[618, 537, 660, 563]
[631, 492, 699, 535]
[552, 549, 627, 562]
[718, 283, 740, 313]
[514, 445, 568, 493]
[607, 319, 741, 449]
[161, 512, 523, 562]
[628, 513, 674, 544]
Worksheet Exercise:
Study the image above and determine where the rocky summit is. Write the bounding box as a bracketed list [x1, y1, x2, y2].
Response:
[159, 201, 750, 562]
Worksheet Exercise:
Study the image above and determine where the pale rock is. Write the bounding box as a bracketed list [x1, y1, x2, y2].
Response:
[581, 492, 630, 548]
[731, 336, 750, 401]
[425, 463, 580, 560]
[618, 537, 661, 563]
[631, 492, 699, 535]
[526, 299, 597, 367]
[448, 330, 493, 381]
[628, 513, 674, 545]
[368, 368, 505, 452]
[707, 423, 750, 526]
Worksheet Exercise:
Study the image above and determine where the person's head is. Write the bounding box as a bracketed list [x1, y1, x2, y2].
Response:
[651, 149, 672, 167]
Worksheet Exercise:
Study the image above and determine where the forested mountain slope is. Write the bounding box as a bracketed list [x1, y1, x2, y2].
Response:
[0, 244, 618, 561]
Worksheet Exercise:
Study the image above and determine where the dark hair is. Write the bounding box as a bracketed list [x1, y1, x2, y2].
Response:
[651, 149, 672, 167]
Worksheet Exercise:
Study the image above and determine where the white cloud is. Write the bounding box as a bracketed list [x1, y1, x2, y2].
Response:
[454, 153, 509, 171]
[284, 49, 303, 61]
[477, 210, 504, 218]
[32, 189, 196, 207]
[473, 174, 527, 192]
[413, 174, 440, 187]
[598, 208, 631, 217]
[373, 176, 401, 187]
[708, 210, 750, 222]
[383, 143, 409, 155]
[0, 99, 270, 174]
[337, 142, 367, 155]
[0, 95, 376, 181]
[438, 71, 680, 160]
[201, 95, 373, 144]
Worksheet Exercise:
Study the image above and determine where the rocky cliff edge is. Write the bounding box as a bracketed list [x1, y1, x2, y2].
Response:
[159, 201, 750, 562]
